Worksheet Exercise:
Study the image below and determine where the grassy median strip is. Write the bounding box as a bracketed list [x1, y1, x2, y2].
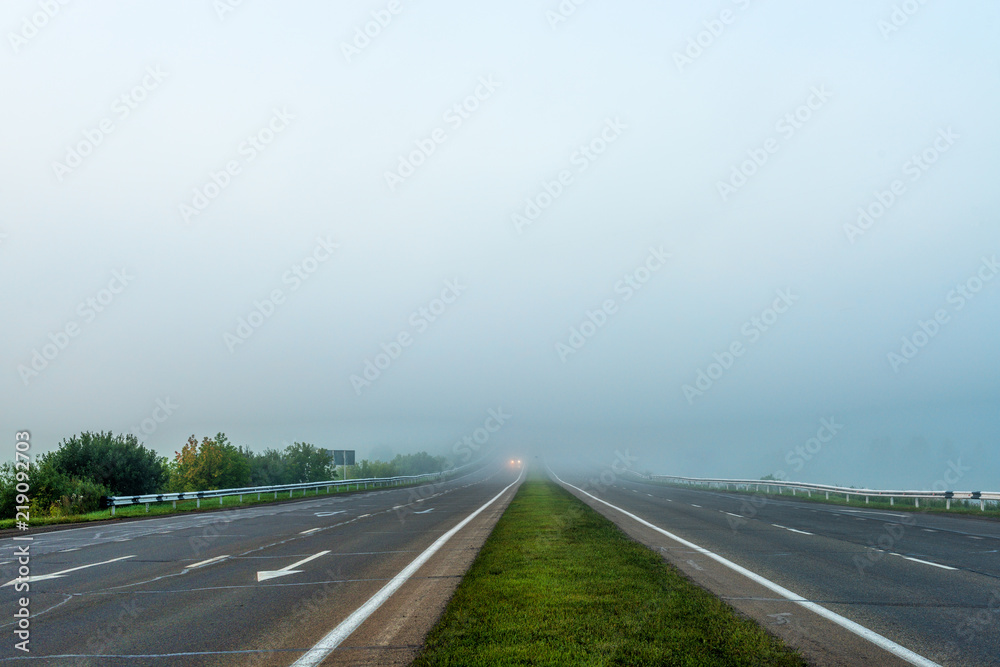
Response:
[414, 473, 806, 667]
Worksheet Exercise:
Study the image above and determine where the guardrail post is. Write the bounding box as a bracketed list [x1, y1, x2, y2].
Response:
[914, 498, 919, 508]
[239, 494, 243, 502]
[111, 505, 115, 516]
[172, 501, 176, 509]
[825, 492, 829, 499]
[220, 496, 224, 506]
[865, 496, 869, 504]
[981, 499, 985, 511]
[145, 503, 149, 513]
[197, 499, 200, 508]
[791, 488, 796, 496]
[889, 497, 893, 506]
[946, 498, 950, 509]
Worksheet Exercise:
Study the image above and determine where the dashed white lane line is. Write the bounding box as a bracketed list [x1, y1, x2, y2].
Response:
[188, 555, 229, 570]
[722, 511, 743, 519]
[300, 528, 321, 535]
[551, 472, 940, 667]
[357, 514, 371, 519]
[890, 553, 957, 571]
[59, 548, 80, 553]
[646, 494, 653, 497]
[690, 504, 702, 508]
[291, 470, 524, 667]
[772, 524, 815, 536]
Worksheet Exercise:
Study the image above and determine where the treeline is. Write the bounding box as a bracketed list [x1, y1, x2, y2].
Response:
[0, 431, 447, 519]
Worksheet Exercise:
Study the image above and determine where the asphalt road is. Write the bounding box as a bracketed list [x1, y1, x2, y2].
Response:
[0, 463, 523, 666]
[552, 468, 1000, 667]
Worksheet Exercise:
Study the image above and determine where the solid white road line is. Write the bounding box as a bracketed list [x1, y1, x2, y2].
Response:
[2, 555, 135, 587]
[890, 553, 957, 571]
[291, 469, 524, 667]
[257, 551, 330, 583]
[550, 472, 940, 667]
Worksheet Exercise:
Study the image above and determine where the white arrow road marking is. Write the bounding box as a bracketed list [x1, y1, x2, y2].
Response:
[414, 509, 434, 514]
[2, 555, 135, 587]
[314, 511, 346, 517]
[257, 551, 330, 582]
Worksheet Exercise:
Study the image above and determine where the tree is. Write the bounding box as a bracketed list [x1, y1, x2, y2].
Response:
[172, 433, 251, 491]
[392, 452, 446, 476]
[355, 459, 398, 479]
[283, 442, 333, 483]
[245, 447, 289, 486]
[0, 460, 109, 519]
[45, 431, 167, 496]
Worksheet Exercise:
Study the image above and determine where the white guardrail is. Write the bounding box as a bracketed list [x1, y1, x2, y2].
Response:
[104, 467, 465, 515]
[634, 473, 1000, 511]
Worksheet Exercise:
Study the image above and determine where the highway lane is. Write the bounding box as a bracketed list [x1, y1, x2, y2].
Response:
[0, 463, 522, 666]
[552, 469, 1000, 667]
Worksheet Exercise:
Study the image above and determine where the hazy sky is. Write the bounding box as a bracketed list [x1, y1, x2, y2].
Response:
[2, 0, 998, 489]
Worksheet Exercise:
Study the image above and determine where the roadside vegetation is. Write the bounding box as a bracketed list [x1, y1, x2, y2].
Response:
[414, 472, 806, 666]
[0, 430, 448, 526]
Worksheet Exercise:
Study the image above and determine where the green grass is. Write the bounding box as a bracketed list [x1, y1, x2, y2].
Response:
[652, 480, 1000, 520]
[413, 472, 807, 667]
[0, 479, 422, 531]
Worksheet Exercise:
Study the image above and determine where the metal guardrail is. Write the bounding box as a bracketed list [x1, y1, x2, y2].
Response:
[634, 473, 1000, 511]
[104, 469, 458, 515]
